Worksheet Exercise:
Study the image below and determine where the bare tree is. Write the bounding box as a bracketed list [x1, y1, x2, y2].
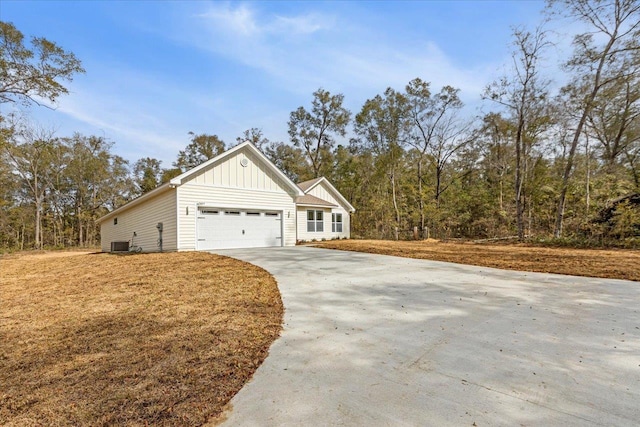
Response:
[406, 80, 471, 226]
[550, 0, 640, 237]
[485, 26, 552, 240]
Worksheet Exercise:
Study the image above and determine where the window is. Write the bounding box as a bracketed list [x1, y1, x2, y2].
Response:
[332, 213, 343, 233]
[307, 210, 324, 232]
[113, 218, 118, 225]
[246, 212, 261, 216]
[225, 211, 240, 216]
[201, 209, 219, 215]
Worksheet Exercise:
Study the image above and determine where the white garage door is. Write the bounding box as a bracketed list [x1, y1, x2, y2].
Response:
[196, 209, 282, 250]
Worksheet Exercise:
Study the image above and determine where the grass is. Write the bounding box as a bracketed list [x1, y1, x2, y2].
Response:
[313, 239, 640, 281]
[0, 251, 283, 426]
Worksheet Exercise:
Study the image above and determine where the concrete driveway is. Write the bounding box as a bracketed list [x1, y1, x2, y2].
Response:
[215, 246, 639, 426]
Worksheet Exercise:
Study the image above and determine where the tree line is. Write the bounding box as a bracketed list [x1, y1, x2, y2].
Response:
[1, 0, 639, 251]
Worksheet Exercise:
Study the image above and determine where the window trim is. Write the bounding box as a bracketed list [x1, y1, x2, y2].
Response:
[332, 213, 343, 233]
[307, 209, 324, 232]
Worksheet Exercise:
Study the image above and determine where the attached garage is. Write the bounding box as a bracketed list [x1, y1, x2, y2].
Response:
[196, 209, 282, 250]
[97, 141, 354, 252]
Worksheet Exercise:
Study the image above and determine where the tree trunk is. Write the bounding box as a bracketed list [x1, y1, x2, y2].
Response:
[585, 135, 590, 219]
[515, 118, 525, 241]
[554, 23, 618, 238]
[34, 173, 42, 250]
[78, 202, 84, 247]
[555, 111, 588, 238]
[417, 159, 425, 229]
[390, 168, 400, 225]
[499, 175, 504, 212]
[435, 166, 442, 209]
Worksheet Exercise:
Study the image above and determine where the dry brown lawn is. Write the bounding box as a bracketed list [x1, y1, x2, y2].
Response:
[313, 239, 640, 281]
[0, 251, 283, 426]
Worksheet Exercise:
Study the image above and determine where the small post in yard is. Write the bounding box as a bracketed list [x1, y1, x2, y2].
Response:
[413, 226, 418, 240]
[423, 227, 429, 240]
[394, 227, 399, 241]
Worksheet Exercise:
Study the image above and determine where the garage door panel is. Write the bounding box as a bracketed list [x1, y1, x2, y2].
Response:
[196, 210, 282, 250]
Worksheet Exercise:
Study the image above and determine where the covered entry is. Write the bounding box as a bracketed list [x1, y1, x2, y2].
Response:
[196, 209, 282, 250]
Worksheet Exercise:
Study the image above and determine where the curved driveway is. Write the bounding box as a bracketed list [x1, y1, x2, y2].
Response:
[215, 246, 639, 426]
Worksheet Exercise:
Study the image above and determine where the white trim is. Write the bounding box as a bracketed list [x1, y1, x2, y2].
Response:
[195, 206, 284, 250]
[170, 141, 304, 197]
[96, 183, 174, 224]
[302, 177, 355, 213]
[296, 202, 338, 208]
[305, 209, 325, 233]
[176, 191, 181, 250]
[182, 182, 297, 196]
[195, 203, 287, 212]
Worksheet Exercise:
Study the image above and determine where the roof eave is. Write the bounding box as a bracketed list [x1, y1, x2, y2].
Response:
[170, 141, 304, 197]
[305, 177, 356, 213]
[296, 203, 339, 208]
[96, 183, 174, 224]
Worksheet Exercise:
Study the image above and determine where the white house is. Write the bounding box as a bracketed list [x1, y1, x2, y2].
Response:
[97, 141, 355, 252]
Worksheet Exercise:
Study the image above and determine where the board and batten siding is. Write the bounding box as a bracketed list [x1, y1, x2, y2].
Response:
[100, 188, 177, 252]
[176, 147, 298, 250]
[189, 148, 287, 191]
[297, 181, 351, 241]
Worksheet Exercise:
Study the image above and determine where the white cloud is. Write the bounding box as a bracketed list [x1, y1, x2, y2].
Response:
[185, 2, 498, 104]
[198, 3, 331, 38]
[199, 3, 259, 37]
[271, 13, 331, 34]
[29, 1, 530, 166]
[39, 62, 228, 164]
[56, 95, 184, 163]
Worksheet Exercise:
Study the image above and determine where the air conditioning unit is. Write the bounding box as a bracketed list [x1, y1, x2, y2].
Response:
[110, 241, 129, 252]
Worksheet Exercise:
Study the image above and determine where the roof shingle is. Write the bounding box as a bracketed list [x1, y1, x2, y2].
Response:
[297, 177, 323, 192]
[295, 193, 338, 208]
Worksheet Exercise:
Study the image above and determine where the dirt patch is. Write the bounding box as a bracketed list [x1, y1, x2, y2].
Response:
[0, 251, 283, 426]
[313, 239, 640, 281]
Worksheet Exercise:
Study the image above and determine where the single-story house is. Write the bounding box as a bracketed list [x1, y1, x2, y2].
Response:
[97, 141, 355, 252]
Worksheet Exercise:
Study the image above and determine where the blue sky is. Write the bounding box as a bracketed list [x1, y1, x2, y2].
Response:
[3, 1, 550, 167]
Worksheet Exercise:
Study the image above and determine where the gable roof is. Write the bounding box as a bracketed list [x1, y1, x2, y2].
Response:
[297, 177, 323, 192]
[296, 194, 338, 208]
[297, 176, 355, 213]
[170, 141, 304, 197]
[96, 182, 173, 224]
[97, 142, 305, 224]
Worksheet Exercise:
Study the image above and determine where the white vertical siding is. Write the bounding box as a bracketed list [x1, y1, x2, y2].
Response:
[307, 183, 340, 206]
[176, 146, 298, 250]
[191, 149, 289, 192]
[100, 188, 177, 252]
